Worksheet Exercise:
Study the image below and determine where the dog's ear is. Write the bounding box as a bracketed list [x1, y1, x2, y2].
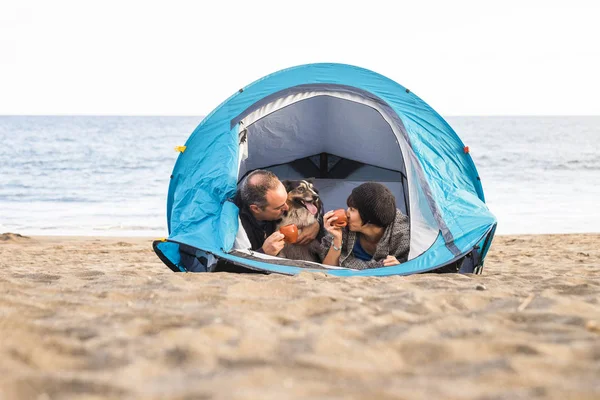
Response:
[281, 180, 293, 192]
[306, 178, 319, 194]
[304, 177, 319, 193]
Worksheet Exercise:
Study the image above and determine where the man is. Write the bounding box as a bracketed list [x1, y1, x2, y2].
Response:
[235, 170, 320, 256]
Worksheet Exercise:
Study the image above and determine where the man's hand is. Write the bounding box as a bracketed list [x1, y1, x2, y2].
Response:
[296, 221, 320, 245]
[262, 231, 285, 256]
[383, 255, 400, 266]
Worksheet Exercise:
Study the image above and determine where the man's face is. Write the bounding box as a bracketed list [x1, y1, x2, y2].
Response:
[252, 181, 289, 221]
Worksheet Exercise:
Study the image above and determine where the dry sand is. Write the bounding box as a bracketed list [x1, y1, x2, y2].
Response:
[0, 233, 599, 400]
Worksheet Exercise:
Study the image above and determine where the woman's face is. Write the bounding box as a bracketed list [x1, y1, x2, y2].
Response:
[346, 207, 363, 232]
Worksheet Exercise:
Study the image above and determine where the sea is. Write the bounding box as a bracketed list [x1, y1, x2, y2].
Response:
[1, 116, 599, 237]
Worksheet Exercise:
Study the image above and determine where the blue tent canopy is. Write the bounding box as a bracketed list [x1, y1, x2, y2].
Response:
[153, 63, 496, 276]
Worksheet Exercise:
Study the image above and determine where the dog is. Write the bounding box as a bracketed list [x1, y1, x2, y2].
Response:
[276, 179, 324, 263]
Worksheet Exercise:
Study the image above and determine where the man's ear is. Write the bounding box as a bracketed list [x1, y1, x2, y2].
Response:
[249, 204, 261, 214]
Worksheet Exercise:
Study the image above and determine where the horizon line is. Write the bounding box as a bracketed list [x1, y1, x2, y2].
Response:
[2, 114, 600, 118]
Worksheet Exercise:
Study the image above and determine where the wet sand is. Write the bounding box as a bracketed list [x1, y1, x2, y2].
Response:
[0, 233, 599, 399]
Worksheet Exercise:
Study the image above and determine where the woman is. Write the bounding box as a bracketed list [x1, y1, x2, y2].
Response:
[321, 182, 410, 269]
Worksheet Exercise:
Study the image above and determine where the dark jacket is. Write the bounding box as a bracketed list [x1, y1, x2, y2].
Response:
[234, 191, 278, 252]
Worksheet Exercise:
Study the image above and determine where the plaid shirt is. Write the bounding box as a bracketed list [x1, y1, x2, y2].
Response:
[320, 209, 410, 270]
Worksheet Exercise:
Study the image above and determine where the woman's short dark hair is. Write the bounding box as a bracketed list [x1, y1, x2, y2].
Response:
[240, 169, 279, 209]
[347, 182, 396, 227]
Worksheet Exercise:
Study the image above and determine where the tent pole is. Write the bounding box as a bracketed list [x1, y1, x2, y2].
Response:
[319, 153, 328, 178]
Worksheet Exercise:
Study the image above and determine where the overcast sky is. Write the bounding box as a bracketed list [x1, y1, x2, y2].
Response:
[1, 0, 599, 116]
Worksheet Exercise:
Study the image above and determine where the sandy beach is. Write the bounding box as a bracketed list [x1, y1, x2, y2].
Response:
[0, 233, 598, 400]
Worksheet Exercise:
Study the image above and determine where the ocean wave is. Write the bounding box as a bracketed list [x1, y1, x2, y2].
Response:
[0, 196, 104, 203]
[92, 225, 165, 231]
[544, 162, 600, 171]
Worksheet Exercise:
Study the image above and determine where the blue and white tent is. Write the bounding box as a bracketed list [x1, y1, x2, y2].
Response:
[153, 63, 496, 276]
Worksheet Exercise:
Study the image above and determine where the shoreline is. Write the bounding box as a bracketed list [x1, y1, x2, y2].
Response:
[3, 231, 600, 240]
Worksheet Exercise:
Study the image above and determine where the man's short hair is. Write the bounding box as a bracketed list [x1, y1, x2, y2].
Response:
[240, 170, 280, 209]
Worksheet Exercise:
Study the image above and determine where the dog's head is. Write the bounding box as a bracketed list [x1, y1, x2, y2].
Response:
[282, 179, 322, 217]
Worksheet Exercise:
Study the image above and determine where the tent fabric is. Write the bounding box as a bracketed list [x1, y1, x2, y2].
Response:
[239, 92, 405, 174]
[236, 87, 443, 257]
[156, 63, 496, 276]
